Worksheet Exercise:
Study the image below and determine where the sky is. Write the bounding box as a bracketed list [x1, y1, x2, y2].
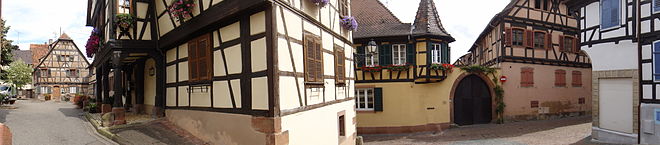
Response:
[2, 0, 510, 62]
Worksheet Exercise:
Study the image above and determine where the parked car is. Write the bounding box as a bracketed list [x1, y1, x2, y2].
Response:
[0, 84, 17, 104]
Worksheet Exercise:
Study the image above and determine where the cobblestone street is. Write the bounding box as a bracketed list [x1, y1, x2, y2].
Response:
[0, 100, 115, 145]
[363, 116, 606, 145]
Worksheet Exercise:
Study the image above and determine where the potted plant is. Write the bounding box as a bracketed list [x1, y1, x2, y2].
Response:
[340, 16, 358, 31]
[387, 63, 411, 72]
[310, 0, 329, 7]
[115, 13, 134, 29]
[87, 102, 99, 113]
[85, 29, 102, 58]
[44, 93, 51, 101]
[169, 0, 195, 22]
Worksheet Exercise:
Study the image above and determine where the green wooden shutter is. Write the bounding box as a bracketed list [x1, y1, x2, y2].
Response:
[442, 43, 450, 64]
[380, 44, 392, 66]
[356, 46, 365, 67]
[374, 88, 383, 112]
[426, 42, 433, 65]
[406, 44, 415, 65]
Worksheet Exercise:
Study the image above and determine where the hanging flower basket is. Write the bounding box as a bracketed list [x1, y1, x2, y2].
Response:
[310, 0, 329, 7]
[169, 0, 195, 22]
[429, 63, 455, 73]
[340, 16, 358, 31]
[360, 65, 383, 72]
[85, 29, 102, 58]
[115, 13, 134, 29]
[387, 63, 411, 72]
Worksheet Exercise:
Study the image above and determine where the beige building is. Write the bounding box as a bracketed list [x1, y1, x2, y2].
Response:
[455, 0, 592, 122]
[86, 0, 356, 144]
[33, 34, 91, 101]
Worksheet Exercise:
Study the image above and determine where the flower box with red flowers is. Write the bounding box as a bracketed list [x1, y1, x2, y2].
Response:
[429, 63, 455, 73]
[360, 65, 383, 72]
[387, 63, 411, 72]
[169, 0, 195, 22]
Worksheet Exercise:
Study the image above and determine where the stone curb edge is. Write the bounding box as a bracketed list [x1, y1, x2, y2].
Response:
[83, 113, 130, 145]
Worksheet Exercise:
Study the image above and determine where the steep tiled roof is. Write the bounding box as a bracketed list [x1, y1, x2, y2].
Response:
[12, 50, 33, 65]
[351, 0, 410, 39]
[30, 44, 49, 67]
[58, 33, 72, 40]
[351, 0, 454, 42]
[411, 0, 453, 41]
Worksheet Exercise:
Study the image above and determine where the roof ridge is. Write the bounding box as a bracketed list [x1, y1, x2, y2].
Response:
[375, 0, 403, 24]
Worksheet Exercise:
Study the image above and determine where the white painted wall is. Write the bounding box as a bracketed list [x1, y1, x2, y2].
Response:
[582, 40, 638, 71]
[280, 100, 356, 145]
[599, 79, 634, 133]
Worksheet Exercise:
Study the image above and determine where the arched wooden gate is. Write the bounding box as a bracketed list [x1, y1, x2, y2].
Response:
[453, 75, 492, 125]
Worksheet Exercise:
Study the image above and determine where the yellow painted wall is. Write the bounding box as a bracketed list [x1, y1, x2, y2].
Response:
[356, 70, 462, 128]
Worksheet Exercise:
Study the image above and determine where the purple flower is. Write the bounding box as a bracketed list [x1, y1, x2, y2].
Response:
[340, 16, 358, 31]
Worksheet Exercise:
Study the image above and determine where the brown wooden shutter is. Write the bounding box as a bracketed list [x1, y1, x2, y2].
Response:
[572, 71, 582, 87]
[505, 28, 512, 46]
[304, 35, 314, 83]
[188, 40, 198, 81]
[573, 37, 579, 52]
[197, 35, 210, 80]
[545, 33, 552, 50]
[315, 38, 323, 82]
[558, 36, 564, 52]
[335, 48, 345, 84]
[521, 68, 534, 87]
[555, 70, 566, 87]
[526, 30, 534, 48]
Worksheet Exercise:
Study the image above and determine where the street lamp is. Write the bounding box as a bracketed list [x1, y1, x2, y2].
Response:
[366, 40, 378, 66]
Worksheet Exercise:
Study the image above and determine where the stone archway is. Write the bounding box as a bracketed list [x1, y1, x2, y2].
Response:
[450, 73, 497, 126]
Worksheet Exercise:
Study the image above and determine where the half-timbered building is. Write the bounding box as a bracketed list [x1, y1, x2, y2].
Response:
[567, 0, 660, 144]
[86, 0, 356, 144]
[454, 0, 592, 124]
[351, 0, 458, 134]
[33, 34, 92, 101]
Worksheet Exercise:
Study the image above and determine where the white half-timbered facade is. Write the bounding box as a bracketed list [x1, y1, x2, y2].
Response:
[87, 0, 356, 144]
[33, 34, 92, 101]
[566, 0, 639, 144]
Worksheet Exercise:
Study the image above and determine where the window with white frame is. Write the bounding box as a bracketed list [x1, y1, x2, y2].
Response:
[654, 41, 660, 81]
[41, 86, 49, 94]
[600, 0, 620, 30]
[392, 44, 406, 65]
[355, 88, 374, 110]
[431, 43, 442, 64]
[70, 87, 77, 94]
[365, 47, 379, 67]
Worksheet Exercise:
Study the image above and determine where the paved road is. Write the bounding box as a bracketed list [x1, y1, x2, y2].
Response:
[364, 116, 607, 145]
[0, 100, 116, 145]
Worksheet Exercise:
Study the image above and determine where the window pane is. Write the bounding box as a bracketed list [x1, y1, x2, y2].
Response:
[534, 32, 545, 49]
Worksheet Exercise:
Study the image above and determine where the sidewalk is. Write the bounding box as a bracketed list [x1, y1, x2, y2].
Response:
[85, 113, 207, 145]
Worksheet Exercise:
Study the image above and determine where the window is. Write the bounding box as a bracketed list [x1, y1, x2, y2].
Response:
[563, 36, 574, 52]
[392, 44, 406, 65]
[355, 88, 374, 110]
[41, 86, 50, 94]
[654, 0, 660, 13]
[61, 87, 68, 94]
[339, 0, 349, 16]
[512, 29, 524, 46]
[533, 32, 545, 49]
[655, 41, 660, 81]
[365, 47, 379, 67]
[304, 33, 323, 84]
[431, 44, 442, 64]
[40, 69, 50, 77]
[521, 67, 534, 87]
[118, 0, 131, 14]
[600, 0, 620, 30]
[70, 87, 77, 94]
[188, 34, 212, 82]
[534, 0, 549, 10]
[338, 115, 346, 136]
[66, 69, 79, 77]
[335, 47, 346, 84]
[58, 55, 72, 61]
[572, 71, 583, 87]
[555, 69, 566, 87]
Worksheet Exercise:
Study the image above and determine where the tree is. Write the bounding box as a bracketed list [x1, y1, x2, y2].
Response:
[0, 19, 20, 80]
[5, 60, 32, 89]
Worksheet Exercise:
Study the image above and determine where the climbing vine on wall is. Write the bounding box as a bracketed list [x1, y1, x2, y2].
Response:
[460, 65, 506, 124]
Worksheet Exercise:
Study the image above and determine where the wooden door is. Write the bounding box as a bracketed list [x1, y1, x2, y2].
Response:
[53, 86, 61, 101]
[454, 75, 492, 126]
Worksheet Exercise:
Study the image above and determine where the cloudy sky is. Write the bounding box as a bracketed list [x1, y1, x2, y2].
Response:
[3, 0, 510, 62]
